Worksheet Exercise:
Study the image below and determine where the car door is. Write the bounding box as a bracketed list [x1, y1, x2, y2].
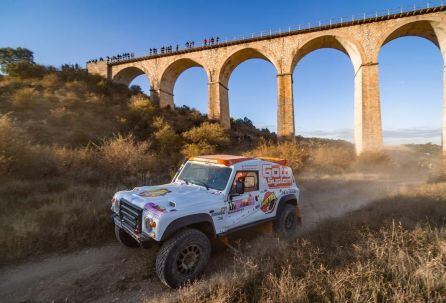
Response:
[225, 170, 261, 229]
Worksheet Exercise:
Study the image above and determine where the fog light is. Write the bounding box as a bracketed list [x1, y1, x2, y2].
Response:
[145, 218, 156, 230]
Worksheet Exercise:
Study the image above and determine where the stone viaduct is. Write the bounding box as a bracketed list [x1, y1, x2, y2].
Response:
[87, 6, 446, 155]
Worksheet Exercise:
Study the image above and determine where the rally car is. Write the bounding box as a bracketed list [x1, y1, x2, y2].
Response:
[111, 155, 300, 288]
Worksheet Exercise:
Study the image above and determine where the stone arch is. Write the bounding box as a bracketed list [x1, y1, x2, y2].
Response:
[211, 47, 280, 131]
[158, 58, 208, 108]
[376, 18, 446, 61]
[291, 35, 382, 154]
[218, 47, 279, 87]
[377, 18, 446, 154]
[290, 34, 365, 74]
[112, 66, 149, 87]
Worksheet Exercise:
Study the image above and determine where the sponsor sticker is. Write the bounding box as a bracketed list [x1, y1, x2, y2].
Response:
[262, 164, 293, 188]
[144, 202, 166, 216]
[138, 188, 171, 197]
[228, 196, 254, 213]
[260, 192, 277, 214]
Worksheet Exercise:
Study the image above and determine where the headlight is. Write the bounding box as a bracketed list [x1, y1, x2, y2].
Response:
[144, 217, 156, 230]
[111, 197, 121, 213]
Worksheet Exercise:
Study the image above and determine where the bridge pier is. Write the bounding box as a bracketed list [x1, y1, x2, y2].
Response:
[277, 73, 295, 139]
[157, 89, 174, 109]
[354, 62, 383, 155]
[208, 81, 230, 129]
[443, 65, 446, 156]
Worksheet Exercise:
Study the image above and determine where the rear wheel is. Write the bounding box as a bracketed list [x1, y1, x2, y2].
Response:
[115, 225, 139, 248]
[156, 228, 211, 288]
[274, 204, 298, 239]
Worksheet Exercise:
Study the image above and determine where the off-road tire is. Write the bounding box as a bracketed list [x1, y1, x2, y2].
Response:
[115, 226, 139, 248]
[274, 204, 298, 239]
[156, 228, 211, 288]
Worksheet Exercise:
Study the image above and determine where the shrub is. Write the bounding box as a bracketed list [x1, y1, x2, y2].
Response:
[308, 145, 355, 174]
[0, 114, 32, 175]
[181, 142, 216, 158]
[182, 122, 230, 148]
[353, 151, 394, 172]
[5, 61, 48, 79]
[99, 134, 154, 183]
[153, 117, 181, 155]
[11, 87, 41, 109]
[246, 140, 309, 171]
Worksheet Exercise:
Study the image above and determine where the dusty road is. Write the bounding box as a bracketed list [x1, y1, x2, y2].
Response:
[0, 174, 419, 303]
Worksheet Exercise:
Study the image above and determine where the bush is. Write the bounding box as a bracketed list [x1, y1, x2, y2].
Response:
[11, 87, 41, 109]
[307, 145, 355, 174]
[246, 140, 309, 171]
[353, 151, 394, 172]
[153, 117, 181, 155]
[182, 122, 230, 148]
[181, 142, 216, 158]
[5, 61, 48, 79]
[99, 134, 154, 183]
[0, 114, 32, 176]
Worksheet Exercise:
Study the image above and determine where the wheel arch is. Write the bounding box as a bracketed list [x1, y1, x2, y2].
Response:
[160, 213, 216, 241]
[276, 194, 301, 222]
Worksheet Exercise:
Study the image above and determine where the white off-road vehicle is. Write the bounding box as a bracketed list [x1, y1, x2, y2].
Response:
[111, 155, 300, 288]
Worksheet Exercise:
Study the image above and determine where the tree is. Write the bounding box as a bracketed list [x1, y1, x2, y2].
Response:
[0, 47, 34, 74]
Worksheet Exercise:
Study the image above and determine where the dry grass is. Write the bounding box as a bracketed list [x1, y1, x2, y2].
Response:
[150, 182, 446, 303]
[0, 179, 114, 265]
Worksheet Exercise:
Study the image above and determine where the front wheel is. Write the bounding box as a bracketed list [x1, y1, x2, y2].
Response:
[274, 204, 299, 239]
[156, 228, 211, 288]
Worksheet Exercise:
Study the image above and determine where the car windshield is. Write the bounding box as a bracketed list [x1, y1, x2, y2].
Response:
[177, 162, 232, 191]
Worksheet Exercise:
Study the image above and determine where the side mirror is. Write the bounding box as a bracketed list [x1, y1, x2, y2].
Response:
[235, 180, 245, 195]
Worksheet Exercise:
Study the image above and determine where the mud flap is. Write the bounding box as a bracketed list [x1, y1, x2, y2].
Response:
[255, 221, 273, 233]
[219, 236, 239, 254]
[295, 206, 302, 225]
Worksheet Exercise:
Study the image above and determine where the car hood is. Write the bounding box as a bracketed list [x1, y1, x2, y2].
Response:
[115, 183, 225, 214]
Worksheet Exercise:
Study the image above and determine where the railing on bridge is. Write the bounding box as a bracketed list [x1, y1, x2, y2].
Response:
[219, 0, 446, 44]
[96, 0, 446, 65]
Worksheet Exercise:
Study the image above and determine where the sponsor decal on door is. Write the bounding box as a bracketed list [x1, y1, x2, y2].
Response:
[262, 164, 292, 188]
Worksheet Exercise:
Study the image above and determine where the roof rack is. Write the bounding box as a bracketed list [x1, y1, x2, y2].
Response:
[256, 157, 287, 166]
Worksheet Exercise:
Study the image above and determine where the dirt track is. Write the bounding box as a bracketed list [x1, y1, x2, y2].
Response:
[0, 175, 419, 303]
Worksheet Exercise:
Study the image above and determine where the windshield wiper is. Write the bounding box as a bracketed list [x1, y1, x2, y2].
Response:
[181, 178, 190, 185]
[190, 179, 209, 190]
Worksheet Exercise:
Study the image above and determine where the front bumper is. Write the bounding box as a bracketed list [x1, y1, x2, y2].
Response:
[111, 213, 155, 246]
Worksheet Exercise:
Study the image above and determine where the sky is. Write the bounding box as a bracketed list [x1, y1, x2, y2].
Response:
[1, 0, 443, 145]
